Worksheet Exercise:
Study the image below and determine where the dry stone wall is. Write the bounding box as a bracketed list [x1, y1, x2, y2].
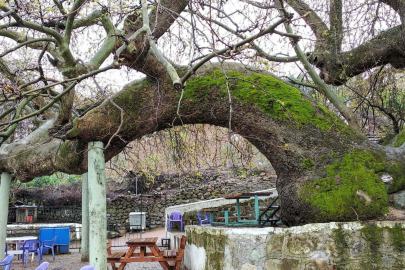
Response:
[107, 173, 276, 229]
[14, 173, 276, 230]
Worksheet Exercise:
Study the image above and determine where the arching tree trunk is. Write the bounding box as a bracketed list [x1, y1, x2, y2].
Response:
[1, 63, 404, 226]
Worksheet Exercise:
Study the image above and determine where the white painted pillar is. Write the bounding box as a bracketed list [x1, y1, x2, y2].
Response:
[0, 172, 11, 260]
[81, 173, 89, 262]
[88, 141, 107, 269]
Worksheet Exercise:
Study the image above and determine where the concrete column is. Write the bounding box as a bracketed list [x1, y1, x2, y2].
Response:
[0, 172, 11, 260]
[88, 141, 107, 269]
[81, 173, 89, 262]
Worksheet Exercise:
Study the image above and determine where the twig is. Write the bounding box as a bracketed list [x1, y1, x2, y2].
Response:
[351, 207, 360, 222]
[104, 98, 124, 150]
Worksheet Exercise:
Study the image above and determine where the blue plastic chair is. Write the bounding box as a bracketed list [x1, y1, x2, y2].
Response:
[35, 261, 49, 270]
[41, 236, 57, 261]
[168, 211, 184, 231]
[22, 239, 42, 266]
[197, 212, 211, 225]
[0, 254, 14, 270]
[80, 265, 95, 270]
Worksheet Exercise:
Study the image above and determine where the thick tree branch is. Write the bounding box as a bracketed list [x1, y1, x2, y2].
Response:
[276, 1, 362, 133]
[0, 97, 33, 146]
[88, 14, 121, 69]
[0, 4, 64, 44]
[120, 0, 189, 77]
[141, 0, 181, 89]
[0, 82, 78, 128]
[64, 0, 86, 44]
[330, 0, 343, 53]
[380, 0, 405, 24]
[284, 0, 329, 40]
[310, 25, 405, 85]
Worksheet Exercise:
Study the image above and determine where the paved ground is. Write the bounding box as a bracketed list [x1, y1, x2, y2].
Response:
[8, 228, 187, 270]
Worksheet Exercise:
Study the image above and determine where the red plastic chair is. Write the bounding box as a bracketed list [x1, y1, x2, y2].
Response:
[168, 211, 184, 231]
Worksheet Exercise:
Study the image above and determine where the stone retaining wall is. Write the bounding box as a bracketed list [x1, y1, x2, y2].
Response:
[107, 174, 276, 229]
[185, 221, 405, 270]
[15, 174, 276, 230]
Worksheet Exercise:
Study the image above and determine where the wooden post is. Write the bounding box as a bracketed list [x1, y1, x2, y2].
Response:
[0, 172, 12, 260]
[88, 141, 107, 269]
[81, 172, 89, 262]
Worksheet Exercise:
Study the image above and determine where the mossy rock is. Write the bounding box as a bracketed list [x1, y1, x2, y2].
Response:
[392, 130, 405, 147]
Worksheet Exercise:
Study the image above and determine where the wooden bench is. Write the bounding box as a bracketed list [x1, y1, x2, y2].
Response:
[161, 235, 186, 270]
[107, 240, 127, 270]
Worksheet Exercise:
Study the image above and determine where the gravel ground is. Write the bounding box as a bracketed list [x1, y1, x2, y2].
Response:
[8, 228, 187, 270]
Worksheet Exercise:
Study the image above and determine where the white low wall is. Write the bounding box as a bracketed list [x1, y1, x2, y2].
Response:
[185, 221, 405, 270]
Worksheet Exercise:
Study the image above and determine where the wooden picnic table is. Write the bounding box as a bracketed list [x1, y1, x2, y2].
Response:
[107, 236, 186, 270]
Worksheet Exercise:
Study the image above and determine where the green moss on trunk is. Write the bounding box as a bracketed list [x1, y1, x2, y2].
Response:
[300, 150, 389, 222]
[183, 71, 350, 133]
[392, 130, 405, 147]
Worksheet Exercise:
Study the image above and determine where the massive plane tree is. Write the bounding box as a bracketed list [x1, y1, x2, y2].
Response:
[1, 0, 405, 227]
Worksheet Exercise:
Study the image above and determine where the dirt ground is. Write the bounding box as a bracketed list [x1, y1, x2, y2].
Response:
[8, 227, 187, 270]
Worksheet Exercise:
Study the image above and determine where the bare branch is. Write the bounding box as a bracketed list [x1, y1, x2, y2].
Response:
[181, 17, 287, 84]
[0, 81, 78, 128]
[0, 38, 55, 57]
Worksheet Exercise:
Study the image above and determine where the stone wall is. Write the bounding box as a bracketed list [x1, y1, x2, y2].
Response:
[14, 173, 276, 229]
[185, 221, 405, 270]
[107, 174, 276, 229]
